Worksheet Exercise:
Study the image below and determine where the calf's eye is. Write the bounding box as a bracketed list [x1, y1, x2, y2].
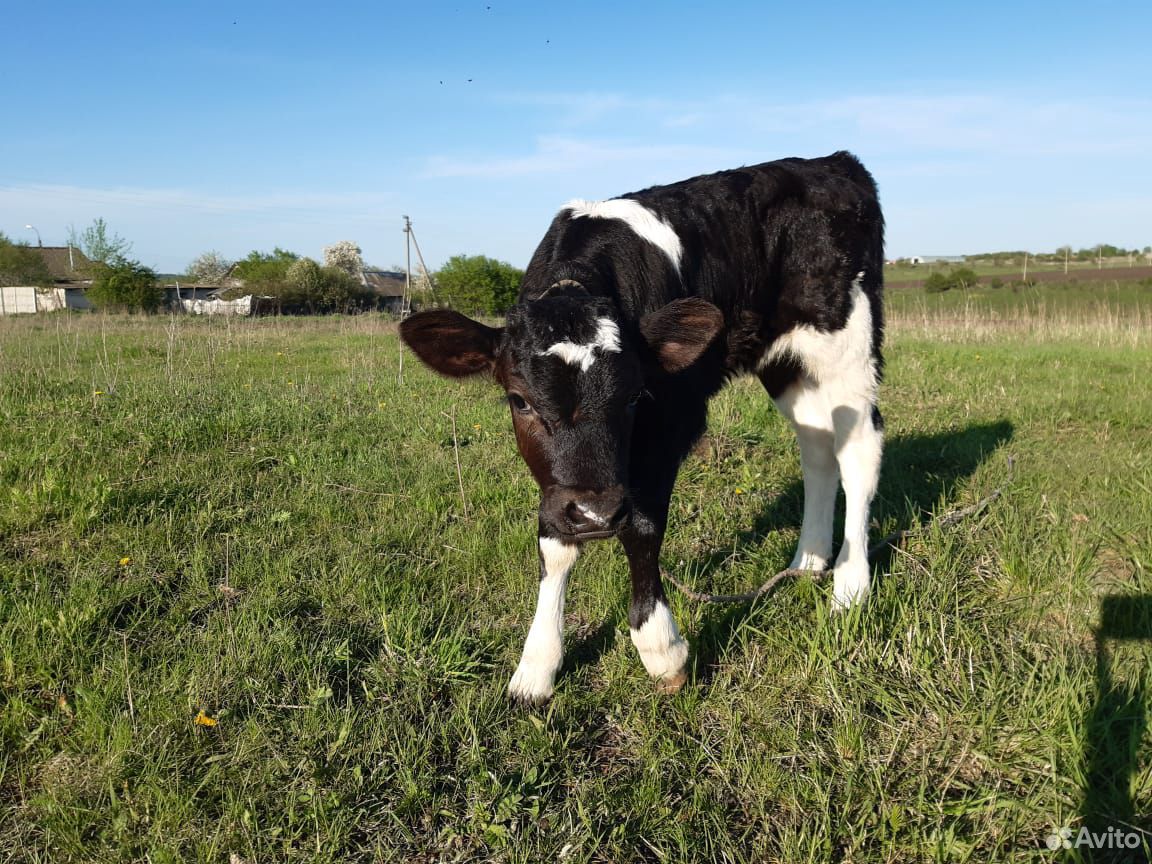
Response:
[508, 393, 531, 413]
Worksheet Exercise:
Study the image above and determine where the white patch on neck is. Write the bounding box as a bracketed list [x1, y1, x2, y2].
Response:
[541, 317, 621, 372]
[563, 198, 683, 274]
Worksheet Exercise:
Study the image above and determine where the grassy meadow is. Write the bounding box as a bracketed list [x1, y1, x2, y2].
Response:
[2, 282, 1151, 862]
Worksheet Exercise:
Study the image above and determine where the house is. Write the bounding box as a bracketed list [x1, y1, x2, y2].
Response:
[362, 269, 408, 314]
[0, 246, 95, 314]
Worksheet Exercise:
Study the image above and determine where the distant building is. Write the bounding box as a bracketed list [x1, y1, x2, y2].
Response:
[361, 269, 407, 314]
[32, 245, 96, 283]
[0, 246, 96, 315]
[908, 255, 966, 266]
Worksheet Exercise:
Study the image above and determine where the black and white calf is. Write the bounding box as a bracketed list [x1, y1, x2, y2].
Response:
[401, 151, 885, 703]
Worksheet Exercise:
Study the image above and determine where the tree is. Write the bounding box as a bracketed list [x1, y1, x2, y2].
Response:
[0, 233, 53, 287]
[87, 260, 164, 312]
[185, 250, 233, 285]
[323, 241, 364, 277]
[435, 254, 524, 316]
[70, 218, 133, 265]
[232, 248, 299, 292]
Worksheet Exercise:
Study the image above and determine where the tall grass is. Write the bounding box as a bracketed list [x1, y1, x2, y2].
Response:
[2, 287, 1150, 862]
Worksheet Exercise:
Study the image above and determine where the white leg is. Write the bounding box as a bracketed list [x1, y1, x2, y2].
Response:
[508, 537, 579, 703]
[831, 405, 883, 610]
[775, 381, 838, 572]
[764, 281, 883, 610]
[630, 600, 689, 688]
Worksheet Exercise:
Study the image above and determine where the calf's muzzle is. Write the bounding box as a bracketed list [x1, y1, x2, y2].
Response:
[541, 484, 631, 540]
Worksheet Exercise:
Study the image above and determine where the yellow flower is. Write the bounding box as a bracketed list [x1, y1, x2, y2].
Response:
[119, 556, 132, 567]
[473, 424, 481, 430]
[194, 709, 218, 727]
[93, 390, 105, 396]
[734, 488, 744, 495]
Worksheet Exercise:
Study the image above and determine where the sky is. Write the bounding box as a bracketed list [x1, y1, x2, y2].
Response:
[2, 0, 1150, 274]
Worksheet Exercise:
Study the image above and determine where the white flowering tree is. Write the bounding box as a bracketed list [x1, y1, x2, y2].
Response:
[323, 241, 364, 278]
[186, 251, 233, 285]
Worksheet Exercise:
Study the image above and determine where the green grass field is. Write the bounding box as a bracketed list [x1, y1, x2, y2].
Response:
[883, 258, 1151, 285]
[2, 288, 1150, 862]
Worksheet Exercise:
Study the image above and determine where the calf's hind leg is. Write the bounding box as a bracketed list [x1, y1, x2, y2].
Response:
[768, 372, 839, 574]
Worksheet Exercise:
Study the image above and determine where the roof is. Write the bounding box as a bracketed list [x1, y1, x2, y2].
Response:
[31, 246, 95, 281]
[362, 269, 406, 297]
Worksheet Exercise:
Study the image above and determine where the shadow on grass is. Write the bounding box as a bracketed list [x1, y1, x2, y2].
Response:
[685, 419, 1015, 680]
[1079, 594, 1152, 860]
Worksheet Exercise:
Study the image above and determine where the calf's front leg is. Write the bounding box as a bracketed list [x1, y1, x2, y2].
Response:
[508, 536, 580, 703]
[620, 516, 689, 693]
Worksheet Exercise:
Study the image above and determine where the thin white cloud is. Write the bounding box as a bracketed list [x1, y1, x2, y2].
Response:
[0, 182, 384, 220]
[422, 136, 749, 179]
[472, 89, 1152, 160]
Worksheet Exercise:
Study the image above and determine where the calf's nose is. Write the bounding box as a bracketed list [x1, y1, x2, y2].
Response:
[553, 485, 630, 536]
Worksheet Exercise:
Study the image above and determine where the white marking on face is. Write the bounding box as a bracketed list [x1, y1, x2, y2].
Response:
[508, 538, 580, 702]
[540, 316, 621, 372]
[563, 198, 683, 274]
[629, 600, 689, 681]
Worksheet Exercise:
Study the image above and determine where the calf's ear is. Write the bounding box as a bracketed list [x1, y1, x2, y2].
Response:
[399, 310, 503, 377]
[639, 298, 724, 373]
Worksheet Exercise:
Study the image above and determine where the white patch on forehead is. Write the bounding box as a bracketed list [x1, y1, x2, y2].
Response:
[540, 317, 620, 372]
[563, 198, 683, 274]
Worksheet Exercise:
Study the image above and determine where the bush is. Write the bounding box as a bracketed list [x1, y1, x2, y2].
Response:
[285, 258, 370, 312]
[923, 267, 982, 293]
[435, 255, 523, 316]
[232, 247, 374, 313]
[87, 260, 164, 312]
[923, 272, 951, 294]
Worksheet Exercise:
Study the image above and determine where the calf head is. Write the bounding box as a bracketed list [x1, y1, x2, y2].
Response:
[399, 285, 723, 542]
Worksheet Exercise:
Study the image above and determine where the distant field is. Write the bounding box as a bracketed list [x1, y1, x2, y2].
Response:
[2, 288, 1150, 861]
[884, 258, 1152, 286]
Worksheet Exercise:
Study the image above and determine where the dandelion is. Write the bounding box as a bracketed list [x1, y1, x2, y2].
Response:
[93, 390, 105, 396]
[734, 488, 744, 495]
[194, 709, 218, 727]
[119, 556, 132, 567]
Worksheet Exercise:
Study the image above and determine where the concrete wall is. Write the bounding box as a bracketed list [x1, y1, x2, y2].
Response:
[1, 287, 95, 314]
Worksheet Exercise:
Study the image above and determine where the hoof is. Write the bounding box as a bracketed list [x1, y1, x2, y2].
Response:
[831, 564, 871, 612]
[655, 669, 687, 695]
[508, 690, 551, 708]
[507, 664, 556, 706]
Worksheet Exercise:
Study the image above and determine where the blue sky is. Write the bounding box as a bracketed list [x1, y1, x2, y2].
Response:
[3, 0, 1150, 273]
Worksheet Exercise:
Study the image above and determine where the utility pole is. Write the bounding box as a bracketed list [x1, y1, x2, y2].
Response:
[399, 216, 412, 386]
[1022, 252, 1028, 283]
[403, 216, 413, 318]
[1064, 245, 1069, 276]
